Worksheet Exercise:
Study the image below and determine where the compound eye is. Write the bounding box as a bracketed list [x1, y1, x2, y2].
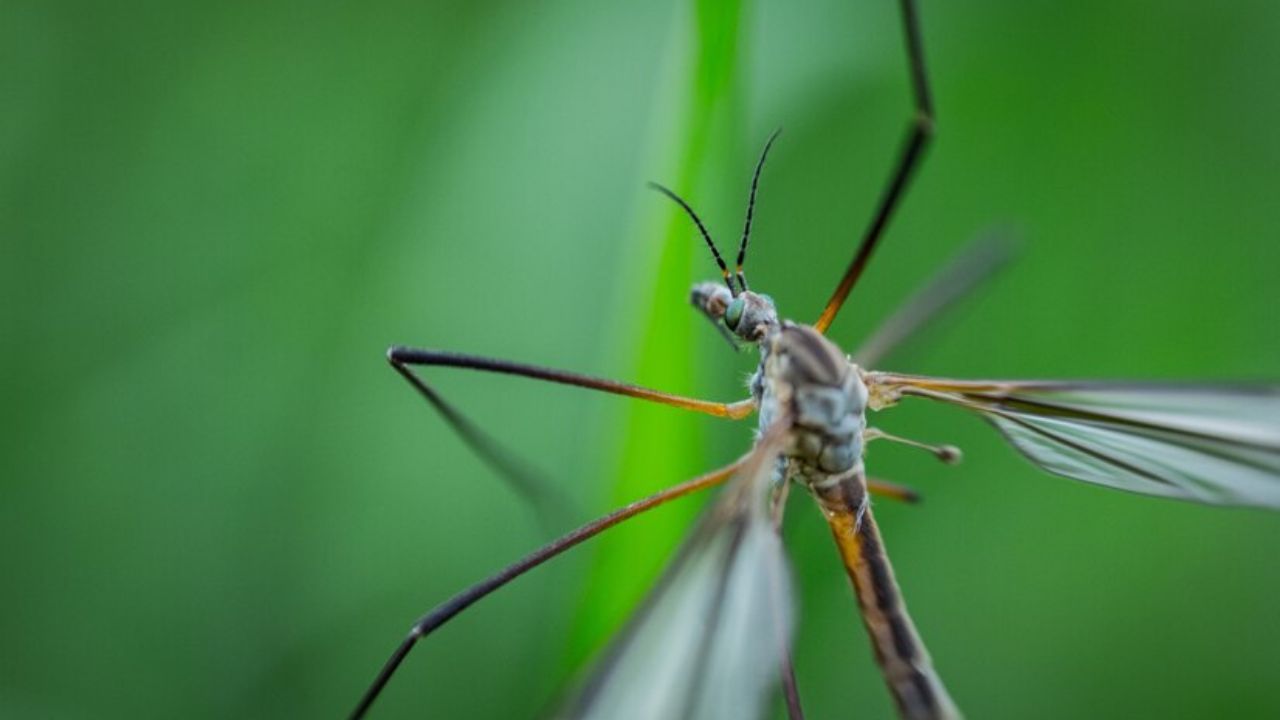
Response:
[724, 296, 745, 331]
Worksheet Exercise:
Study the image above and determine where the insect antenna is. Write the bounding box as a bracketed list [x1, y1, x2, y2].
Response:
[647, 181, 736, 295]
[734, 128, 782, 292]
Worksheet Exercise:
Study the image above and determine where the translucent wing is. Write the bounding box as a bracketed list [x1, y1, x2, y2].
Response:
[559, 432, 793, 720]
[868, 374, 1280, 508]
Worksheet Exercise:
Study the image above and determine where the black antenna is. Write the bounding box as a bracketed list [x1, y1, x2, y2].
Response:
[735, 128, 782, 292]
[647, 181, 735, 294]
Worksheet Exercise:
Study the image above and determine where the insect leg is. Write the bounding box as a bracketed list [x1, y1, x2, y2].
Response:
[350, 457, 745, 719]
[388, 357, 570, 522]
[765, 468, 806, 719]
[780, 651, 806, 720]
[389, 346, 755, 419]
[867, 477, 922, 503]
[813, 0, 935, 334]
[388, 347, 754, 521]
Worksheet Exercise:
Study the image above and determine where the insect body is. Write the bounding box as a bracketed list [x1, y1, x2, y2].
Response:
[768, 324, 956, 719]
[764, 320, 957, 720]
[352, 0, 1280, 717]
[610, 199, 962, 719]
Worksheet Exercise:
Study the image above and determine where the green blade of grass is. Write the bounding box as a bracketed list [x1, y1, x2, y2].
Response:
[563, 0, 749, 676]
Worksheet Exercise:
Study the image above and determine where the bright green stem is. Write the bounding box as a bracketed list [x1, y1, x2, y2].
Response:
[563, 0, 749, 673]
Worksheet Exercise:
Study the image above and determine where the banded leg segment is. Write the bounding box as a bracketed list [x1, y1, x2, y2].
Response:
[813, 0, 935, 334]
[350, 458, 745, 719]
[813, 475, 960, 720]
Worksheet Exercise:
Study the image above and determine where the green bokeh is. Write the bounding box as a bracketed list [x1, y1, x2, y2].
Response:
[3, 1, 1279, 718]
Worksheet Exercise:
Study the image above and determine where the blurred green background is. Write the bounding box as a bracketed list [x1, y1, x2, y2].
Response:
[4, 0, 1280, 717]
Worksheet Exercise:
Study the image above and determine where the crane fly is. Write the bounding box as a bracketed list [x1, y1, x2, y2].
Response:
[352, 0, 1280, 717]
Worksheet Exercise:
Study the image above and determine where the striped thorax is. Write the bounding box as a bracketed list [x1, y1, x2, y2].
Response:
[757, 322, 868, 493]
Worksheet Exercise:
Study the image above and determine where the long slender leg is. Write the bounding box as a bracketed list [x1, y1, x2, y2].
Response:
[867, 477, 922, 504]
[389, 360, 569, 520]
[813, 0, 935, 335]
[765, 481, 806, 719]
[389, 346, 755, 419]
[387, 346, 750, 522]
[780, 651, 806, 720]
[853, 233, 1014, 368]
[350, 458, 744, 719]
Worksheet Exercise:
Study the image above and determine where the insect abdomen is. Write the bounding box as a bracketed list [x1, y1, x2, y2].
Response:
[816, 479, 962, 720]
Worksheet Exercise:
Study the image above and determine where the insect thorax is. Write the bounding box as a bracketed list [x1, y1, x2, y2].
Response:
[754, 323, 868, 487]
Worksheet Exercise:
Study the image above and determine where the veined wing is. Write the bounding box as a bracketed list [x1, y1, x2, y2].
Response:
[867, 374, 1280, 508]
[559, 429, 794, 720]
